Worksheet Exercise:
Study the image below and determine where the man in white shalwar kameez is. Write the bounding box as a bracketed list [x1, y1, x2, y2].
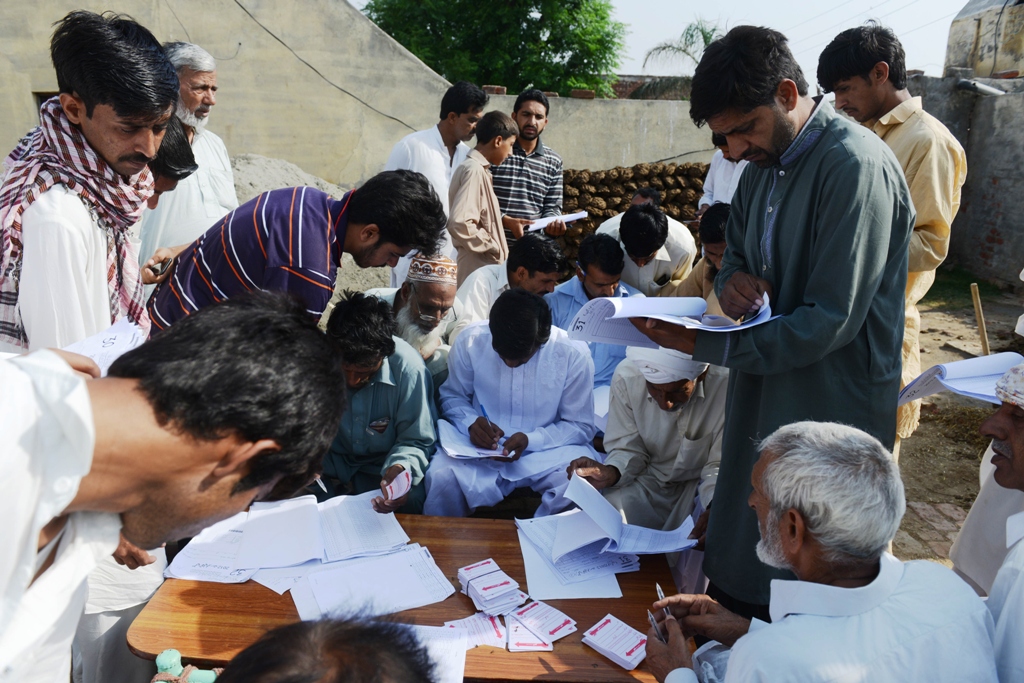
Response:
[424, 289, 597, 517]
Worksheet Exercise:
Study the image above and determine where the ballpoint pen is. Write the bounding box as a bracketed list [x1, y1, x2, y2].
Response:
[313, 475, 328, 493]
[656, 582, 672, 620]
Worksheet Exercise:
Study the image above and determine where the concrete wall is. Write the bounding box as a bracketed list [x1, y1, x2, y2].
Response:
[946, 1, 1024, 77]
[910, 73, 1024, 286]
[0, 2, 711, 185]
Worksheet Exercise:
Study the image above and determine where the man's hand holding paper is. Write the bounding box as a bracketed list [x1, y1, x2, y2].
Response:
[719, 271, 773, 319]
[567, 456, 621, 489]
[373, 465, 411, 513]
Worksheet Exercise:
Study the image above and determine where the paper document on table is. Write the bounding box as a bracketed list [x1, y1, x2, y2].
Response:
[63, 318, 146, 375]
[233, 496, 322, 570]
[563, 474, 698, 555]
[898, 351, 1023, 406]
[567, 297, 707, 348]
[518, 529, 622, 600]
[517, 514, 638, 585]
[551, 507, 613, 561]
[444, 613, 507, 650]
[319, 490, 410, 562]
[438, 419, 508, 459]
[409, 625, 468, 683]
[674, 294, 776, 332]
[307, 546, 454, 617]
[527, 211, 588, 231]
[165, 512, 256, 583]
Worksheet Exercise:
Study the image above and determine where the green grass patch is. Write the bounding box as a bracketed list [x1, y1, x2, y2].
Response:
[920, 265, 1003, 310]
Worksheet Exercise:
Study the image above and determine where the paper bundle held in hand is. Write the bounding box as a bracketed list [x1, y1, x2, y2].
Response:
[567, 297, 707, 348]
[526, 211, 588, 232]
[63, 318, 146, 376]
[438, 419, 508, 459]
[510, 600, 577, 642]
[385, 469, 413, 501]
[506, 616, 554, 652]
[444, 613, 507, 650]
[582, 614, 647, 670]
[898, 351, 1024, 406]
[561, 473, 698, 555]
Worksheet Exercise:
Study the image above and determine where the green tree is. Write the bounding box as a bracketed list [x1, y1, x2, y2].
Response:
[363, 0, 625, 98]
[630, 18, 722, 100]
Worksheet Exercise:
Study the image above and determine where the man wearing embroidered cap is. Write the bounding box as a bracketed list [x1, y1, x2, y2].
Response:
[361, 253, 461, 394]
[567, 347, 727, 556]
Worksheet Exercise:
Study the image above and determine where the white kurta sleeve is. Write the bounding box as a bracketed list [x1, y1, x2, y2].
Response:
[439, 332, 480, 432]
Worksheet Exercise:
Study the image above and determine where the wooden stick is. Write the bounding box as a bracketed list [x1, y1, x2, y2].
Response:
[971, 282, 991, 356]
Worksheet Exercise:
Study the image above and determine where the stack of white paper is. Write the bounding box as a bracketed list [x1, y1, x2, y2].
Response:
[437, 420, 509, 459]
[165, 512, 256, 583]
[672, 293, 776, 332]
[567, 297, 708, 348]
[319, 492, 410, 562]
[506, 616, 553, 652]
[457, 558, 500, 593]
[516, 512, 639, 586]
[582, 614, 648, 670]
[467, 570, 527, 615]
[517, 529, 622, 600]
[510, 600, 577, 643]
[898, 351, 1023, 405]
[526, 211, 588, 232]
[444, 613, 507, 650]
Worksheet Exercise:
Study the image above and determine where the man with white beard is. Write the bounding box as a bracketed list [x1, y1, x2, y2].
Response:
[138, 41, 238, 285]
[366, 253, 461, 393]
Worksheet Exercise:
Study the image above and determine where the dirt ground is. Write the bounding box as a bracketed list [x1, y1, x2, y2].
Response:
[893, 269, 1022, 564]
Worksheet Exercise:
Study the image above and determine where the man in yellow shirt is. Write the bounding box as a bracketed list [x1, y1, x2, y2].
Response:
[818, 24, 968, 455]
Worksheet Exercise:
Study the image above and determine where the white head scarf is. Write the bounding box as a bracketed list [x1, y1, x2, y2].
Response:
[996, 362, 1024, 409]
[626, 346, 709, 384]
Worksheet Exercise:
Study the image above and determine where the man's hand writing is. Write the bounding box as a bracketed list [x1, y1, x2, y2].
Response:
[469, 416, 504, 450]
[566, 457, 620, 489]
[718, 272, 772, 319]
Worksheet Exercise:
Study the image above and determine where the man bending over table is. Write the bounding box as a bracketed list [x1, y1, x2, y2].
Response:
[424, 289, 597, 517]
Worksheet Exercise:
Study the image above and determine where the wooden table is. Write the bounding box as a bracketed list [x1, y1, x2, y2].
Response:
[128, 515, 673, 682]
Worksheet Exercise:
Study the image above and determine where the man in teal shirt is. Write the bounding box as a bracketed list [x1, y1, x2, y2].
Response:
[320, 291, 436, 513]
[635, 26, 914, 618]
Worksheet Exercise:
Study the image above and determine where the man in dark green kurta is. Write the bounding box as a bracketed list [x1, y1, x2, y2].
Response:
[635, 26, 914, 616]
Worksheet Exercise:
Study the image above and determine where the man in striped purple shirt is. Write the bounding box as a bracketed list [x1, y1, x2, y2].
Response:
[146, 170, 446, 331]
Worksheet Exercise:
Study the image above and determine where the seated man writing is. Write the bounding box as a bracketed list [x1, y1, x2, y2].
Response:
[449, 233, 566, 343]
[319, 292, 436, 514]
[646, 421, 997, 683]
[363, 253, 461, 392]
[545, 232, 641, 388]
[424, 289, 597, 517]
[567, 347, 725, 536]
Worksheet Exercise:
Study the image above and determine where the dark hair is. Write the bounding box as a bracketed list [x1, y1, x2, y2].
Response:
[348, 170, 447, 256]
[108, 291, 346, 496]
[513, 89, 550, 115]
[489, 290, 551, 361]
[578, 233, 624, 276]
[325, 290, 397, 366]
[817, 23, 908, 93]
[149, 116, 198, 181]
[689, 26, 809, 127]
[439, 81, 488, 120]
[699, 202, 730, 246]
[633, 187, 662, 207]
[711, 132, 727, 147]
[619, 203, 669, 257]
[216, 619, 435, 683]
[50, 10, 179, 119]
[475, 111, 518, 145]
[506, 233, 567, 277]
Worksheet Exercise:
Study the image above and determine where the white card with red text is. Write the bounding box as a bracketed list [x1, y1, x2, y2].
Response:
[581, 614, 647, 670]
[510, 600, 577, 642]
[444, 612, 507, 650]
[385, 469, 412, 501]
[506, 616, 553, 652]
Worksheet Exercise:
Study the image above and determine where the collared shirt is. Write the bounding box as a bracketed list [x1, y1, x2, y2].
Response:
[324, 337, 436, 485]
[545, 276, 641, 386]
[448, 263, 508, 344]
[447, 149, 508, 285]
[0, 351, 122, 682]
[385, 126, 470, 286]
[138, 128, 238, 271]
[3, 187, 111, 353]
[441, 324, 595, 452]
[693, 99, 915, 604]
[490, 138, 563, 241]
[602, 361, 725, 530]
[662, 256, 727, 318]
[698, 150, 748, 208]
[596, 214, 697, 296]
[988, 510, 1024, 682]
[668, 553, 997, 683]
[148, 186, 348, 331]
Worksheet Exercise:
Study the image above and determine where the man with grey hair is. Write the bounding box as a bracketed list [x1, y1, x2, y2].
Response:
[645, 421, 997, 683]
[138, 41, 238, 285]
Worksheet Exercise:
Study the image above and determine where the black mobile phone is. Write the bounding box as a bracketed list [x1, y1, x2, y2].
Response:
[147, 258, 171, 276]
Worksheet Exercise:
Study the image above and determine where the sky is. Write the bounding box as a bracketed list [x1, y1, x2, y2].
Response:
[610, 0, 967, 83]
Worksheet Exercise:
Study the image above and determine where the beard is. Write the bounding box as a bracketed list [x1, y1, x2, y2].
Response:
[397, 303, 444, 359]
[755, 509, 793, 570]
[176, 97, 210, 132]
[747, 106, 798, 168]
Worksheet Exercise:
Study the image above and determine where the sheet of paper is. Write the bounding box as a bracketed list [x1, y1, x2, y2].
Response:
[526, 211, 588, 231]
[898, 351, 1023, 405]
[444, 613, 507, 650]
[438, 419, 509, 458]
[165, 512, 256, 583]
[234, 495, 322, 570]
[564, 473, 625, 540]
[568, 297, 707, 348]
[551, 507, 614, 562]
[319, 490, 410, 562]
[503, 444, 588, 480]
[307, 546, 454, 617]
[409, 625, 468, 683]
[290, 577, 323, 620]
[506, 616, 553, 651]
[517, 529, 622, 599]
[385, 469, 413, 500]
[63, 318, 146, 376]
[511, 600, 577, 642]
[518, 516, 637, 585]
[672, 294, 776, 332]
[252, 558, 323, 594]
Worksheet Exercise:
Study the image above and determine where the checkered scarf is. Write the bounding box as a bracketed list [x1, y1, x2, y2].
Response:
[0, 97, 152, 348]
